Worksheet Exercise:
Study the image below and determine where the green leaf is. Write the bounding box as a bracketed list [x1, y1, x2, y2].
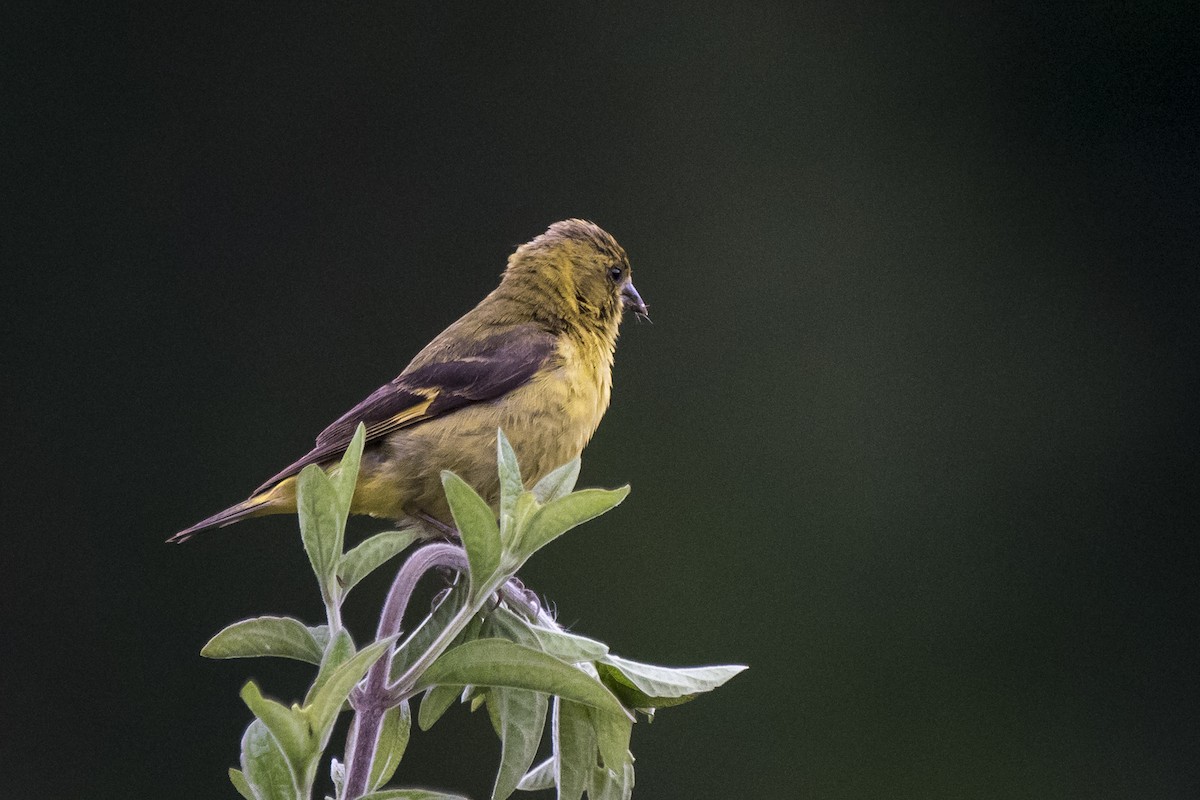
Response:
[368, 702, 412, 792]
[517, 487, 629, 559]
[441, 470, 501, 594]
[340, 528, 420, 596]
[240, 719, 298, 800]
[531, 458, 581, 503]
[589, 707, 632, 770]
[528, 625, 609, 664]
[305, 628, 355, 706]
[357, 790, 469, 800]
[418, 684, 461, 731]
[516, 756, 556, 791]
[416, 639, 630, 721]
[487, 688, 548, 800]
[481, 605, 540, 648]
[414, 602, 486, 730]
[240, 681, 312, 769]
[307, 636, 397, 741]
[512, 492, 537, 534]
[202, 616, 325, 664]
[391, 584, 467, 680]
[228, 768, 255, 800]
[298, 464, 344, 595]
[597, 656, 747, 709]
[309, 624, 331, 654]
[330, 423, 366, 515]
[553, 699, 594, 800]
[588, 762, 634, 800]
[496, 429, 523, 545]
[485, 605, 608, 664]
[331, 757, 346, 799]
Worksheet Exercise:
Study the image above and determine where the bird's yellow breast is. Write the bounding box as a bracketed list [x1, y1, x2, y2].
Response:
[350, 329, 615, 525]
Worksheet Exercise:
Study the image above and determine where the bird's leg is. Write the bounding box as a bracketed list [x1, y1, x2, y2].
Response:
[499, 576, 550, 622]
[415, 514, 463, 589]
[504, 576, 537, 610]
[416, 511, 460, 542]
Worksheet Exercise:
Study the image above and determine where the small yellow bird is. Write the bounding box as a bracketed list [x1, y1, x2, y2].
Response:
[171, 219, 647, 543]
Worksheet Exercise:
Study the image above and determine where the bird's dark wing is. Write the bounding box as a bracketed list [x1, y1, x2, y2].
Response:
[252, 326, 557, 493]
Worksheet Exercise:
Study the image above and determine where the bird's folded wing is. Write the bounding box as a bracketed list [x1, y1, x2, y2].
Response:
[252, 326, 557, 493]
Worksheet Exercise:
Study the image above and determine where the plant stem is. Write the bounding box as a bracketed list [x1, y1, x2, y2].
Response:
[325, 587, 344, 635]
[383, 583, 493, 703]
[342, 544, 564, 799]
[343, 542, 468, 800]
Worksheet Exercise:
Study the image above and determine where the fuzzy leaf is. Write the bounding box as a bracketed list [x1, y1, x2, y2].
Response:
[202, 616, 324, 664]
[418, 684, 461, 731]
[531, 458, 581, 503]
[553, 699, 594, 800]
[240, 682, 311, 769]
[331, 757, 346, 798]
[496, 429, 523, 545]
[309, 624, 331, 654]
[408, 609, 485, 717]
[597, 656, 747, 709]
[228, 768, 255, 800]
[589, 707, 632, 770]
[329, 424, 366, 516]
[357, 790, 469, 800]
[481, 606, 540, 649]
[305, 628, 355, 706]
[417, 639, 629, 721]
[486, 606, 608, 664]
[487, 688, 549, 800]
[529, 625, 609, 664]
[340, 529, 420, 596]
[517, 487, 629, 559]
[297, 464, 344, 595]
[240, 719, 298, 800]
[441, 470, 501, 594]
[588, 762, 634, 800]
[516, 756, 557, 791]
[368, 702, 412, 792]
[307, 637, 397, 740]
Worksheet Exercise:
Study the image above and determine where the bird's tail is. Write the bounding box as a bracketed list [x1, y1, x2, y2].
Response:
[168, 479, 296, 543]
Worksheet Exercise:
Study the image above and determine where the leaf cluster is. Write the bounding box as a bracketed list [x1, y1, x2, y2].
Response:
[198, 427, 745, 800]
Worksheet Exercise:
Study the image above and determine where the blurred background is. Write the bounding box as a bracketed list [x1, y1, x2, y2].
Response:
[4, 3, 1196, 798]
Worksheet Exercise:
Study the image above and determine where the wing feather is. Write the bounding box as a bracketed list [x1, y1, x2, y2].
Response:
[252, 325, 556, 493]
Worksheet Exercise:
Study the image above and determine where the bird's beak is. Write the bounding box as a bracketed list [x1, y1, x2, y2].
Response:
[621, 281, 649, 320]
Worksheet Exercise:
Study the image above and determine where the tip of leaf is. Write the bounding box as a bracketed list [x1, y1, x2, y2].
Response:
[238, 680, 261, 704]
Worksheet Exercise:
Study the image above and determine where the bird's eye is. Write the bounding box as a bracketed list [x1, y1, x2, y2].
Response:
[608, 267, 623, 282]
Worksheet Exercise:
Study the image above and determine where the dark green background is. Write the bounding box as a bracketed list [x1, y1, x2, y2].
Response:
[5, 3, 1196, 798]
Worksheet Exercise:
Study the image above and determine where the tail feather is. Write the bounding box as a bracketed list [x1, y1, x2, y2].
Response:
[169, 482, 292, 543]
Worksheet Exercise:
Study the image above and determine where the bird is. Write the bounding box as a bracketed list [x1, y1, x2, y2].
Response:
[170, 219, 647, 543]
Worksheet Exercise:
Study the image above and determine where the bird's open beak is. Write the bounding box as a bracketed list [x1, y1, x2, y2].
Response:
[621, 281, 649, 320]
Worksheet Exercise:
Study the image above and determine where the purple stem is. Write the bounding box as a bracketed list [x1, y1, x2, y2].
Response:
[343, 542, 468, 800]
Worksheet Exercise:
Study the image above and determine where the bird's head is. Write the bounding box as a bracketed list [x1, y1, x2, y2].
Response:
[504, 219, 649, 334]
